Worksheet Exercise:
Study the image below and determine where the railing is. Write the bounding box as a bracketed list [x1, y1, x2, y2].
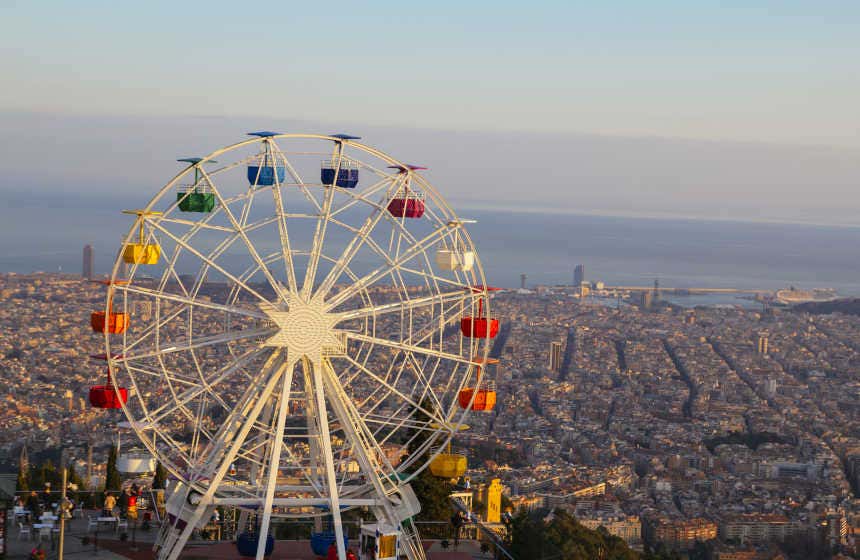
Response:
[321, 159, 359, 170]
[177, 183, 213, 194]
[450, 495, 516, 560]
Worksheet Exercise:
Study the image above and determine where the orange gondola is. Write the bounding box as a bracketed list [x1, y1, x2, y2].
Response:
[90, 279, 128, 334]
[458, 357, 499, 411]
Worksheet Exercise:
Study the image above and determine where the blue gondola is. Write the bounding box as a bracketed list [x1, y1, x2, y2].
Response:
[321, 161, 359, 188]
[310, 531, 348, 556]
[247, 154, 286, 186]
[236, 531, 274, 557]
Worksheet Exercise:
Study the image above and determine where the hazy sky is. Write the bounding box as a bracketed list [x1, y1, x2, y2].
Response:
[1, 1, 859, 224]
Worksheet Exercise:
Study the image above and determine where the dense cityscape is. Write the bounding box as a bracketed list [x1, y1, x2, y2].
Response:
[2, 269, 859, 559]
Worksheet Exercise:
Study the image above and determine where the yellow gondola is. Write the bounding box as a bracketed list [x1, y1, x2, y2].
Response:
[429, 444, 467, 479]
[122, 210, 162, 265]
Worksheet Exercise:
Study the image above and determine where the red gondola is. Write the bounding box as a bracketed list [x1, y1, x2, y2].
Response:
[387, 195, 425, 218]
[89, 370, 128, 409]
[387, 165, 427, 218]
[460, 287, 500, 339]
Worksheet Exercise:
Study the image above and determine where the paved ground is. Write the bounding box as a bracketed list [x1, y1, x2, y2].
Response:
[5, 510, 490, 560]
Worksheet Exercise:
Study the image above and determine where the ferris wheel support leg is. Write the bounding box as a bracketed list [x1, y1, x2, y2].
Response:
[320, 362, 427, 560]
[302, 358, 324, 532]
[311, 358, 348, 560]
[256, 361, 295, 560]
[240, 379, 279, 535]
[160, 354, 289, 560]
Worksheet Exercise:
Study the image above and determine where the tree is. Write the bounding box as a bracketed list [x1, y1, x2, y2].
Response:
[152, 461, 167, 490]
[402, 397, 454, 521]
[16, 459, 29, 492]
[508, 509, 641, 560]
[105, 445, 122, 491]
[32, 459, 60, 490]
[410, 468, 453, 521]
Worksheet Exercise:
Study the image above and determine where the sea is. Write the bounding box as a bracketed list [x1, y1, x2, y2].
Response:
[2, 191, 859, 308]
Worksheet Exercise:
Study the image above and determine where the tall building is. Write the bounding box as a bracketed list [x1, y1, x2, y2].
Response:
[639, 291, 653, 311]
[520, 274, 527, 290]
[19, 444, 28, 476]
[82, 244, 94, 279]
[549, 341, 563, 372]
[757, 331, 769, 355]
[573, 264, 585, 286]
[477, 478, 503, 523]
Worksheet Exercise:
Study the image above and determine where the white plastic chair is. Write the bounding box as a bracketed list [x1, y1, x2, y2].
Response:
[37, 524, 52, 543]
[87, 515, 98, 531]
[18, 524, 31, 540]
[116, 518, 129, 533]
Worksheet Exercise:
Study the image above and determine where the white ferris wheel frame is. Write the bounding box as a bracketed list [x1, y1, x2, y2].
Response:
[98, 133, 496, 560]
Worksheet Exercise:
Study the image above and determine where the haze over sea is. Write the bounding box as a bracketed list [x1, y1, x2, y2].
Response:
[3, 190, 859, 302]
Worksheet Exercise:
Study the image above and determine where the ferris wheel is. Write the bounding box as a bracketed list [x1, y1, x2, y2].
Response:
[89, 132, 500, 560]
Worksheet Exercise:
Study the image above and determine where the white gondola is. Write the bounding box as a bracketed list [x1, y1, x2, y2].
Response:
[435, 246, 475, 271]
[116, 420, 156, 473]
[436, 220, 476, 271]
[117, 450, 157, 473]
[358, 523, 401, 560]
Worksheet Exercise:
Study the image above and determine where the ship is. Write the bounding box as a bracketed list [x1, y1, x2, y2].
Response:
[775, 287, 838, 305]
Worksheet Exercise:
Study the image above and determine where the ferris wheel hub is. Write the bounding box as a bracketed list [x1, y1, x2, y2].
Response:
[259, 298, 344, 360]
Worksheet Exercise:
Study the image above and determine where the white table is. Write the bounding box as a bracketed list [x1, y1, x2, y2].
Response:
[32, 523, 53, 543]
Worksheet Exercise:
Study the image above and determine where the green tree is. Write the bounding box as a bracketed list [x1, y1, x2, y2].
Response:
[402, 397, 454, 521]
[410, 468, 453, 521]
[152, 461, 167, 490]
[16, 460, 29, 492]
[32, 459, 60, 490]
[104, 445, 122, 491]
[508, 509, 641, 560]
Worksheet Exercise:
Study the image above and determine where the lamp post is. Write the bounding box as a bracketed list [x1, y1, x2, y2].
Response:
[58, 467, 67, 560]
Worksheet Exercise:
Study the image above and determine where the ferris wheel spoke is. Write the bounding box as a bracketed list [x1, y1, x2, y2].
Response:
[335, 355, 449, 426]
[325, 222, 451, 310]
[120, 327, 274, 363]
[144, 346, 271, 426]
[198, 167, 285, 300]
[156, 216, 235, 233]
[270, 179, 299, 294]
[145, 218, 271, 303]
[302, 159, 338, 299]
[327, 173, 397, 220]
[169, 351, 290, 552]
[257, 359, 295, 560]
[197, 349, 283, 465]
[313, 177, 402, 301]
[121, 304, 187, 354]
[307, 358, 347, 559]
[273, 145, 323, 213]
[320, 360, 399, 498]
[115, 283, 267, 320]
[125, 363, 200, 387]
[338, 289, 473, 322]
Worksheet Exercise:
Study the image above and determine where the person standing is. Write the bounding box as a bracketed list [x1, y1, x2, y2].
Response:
[127, 485, 139, 521]
[26, 491, 41, 519]
[118, 487, 130, 518]
[103, 492, 117, 517]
